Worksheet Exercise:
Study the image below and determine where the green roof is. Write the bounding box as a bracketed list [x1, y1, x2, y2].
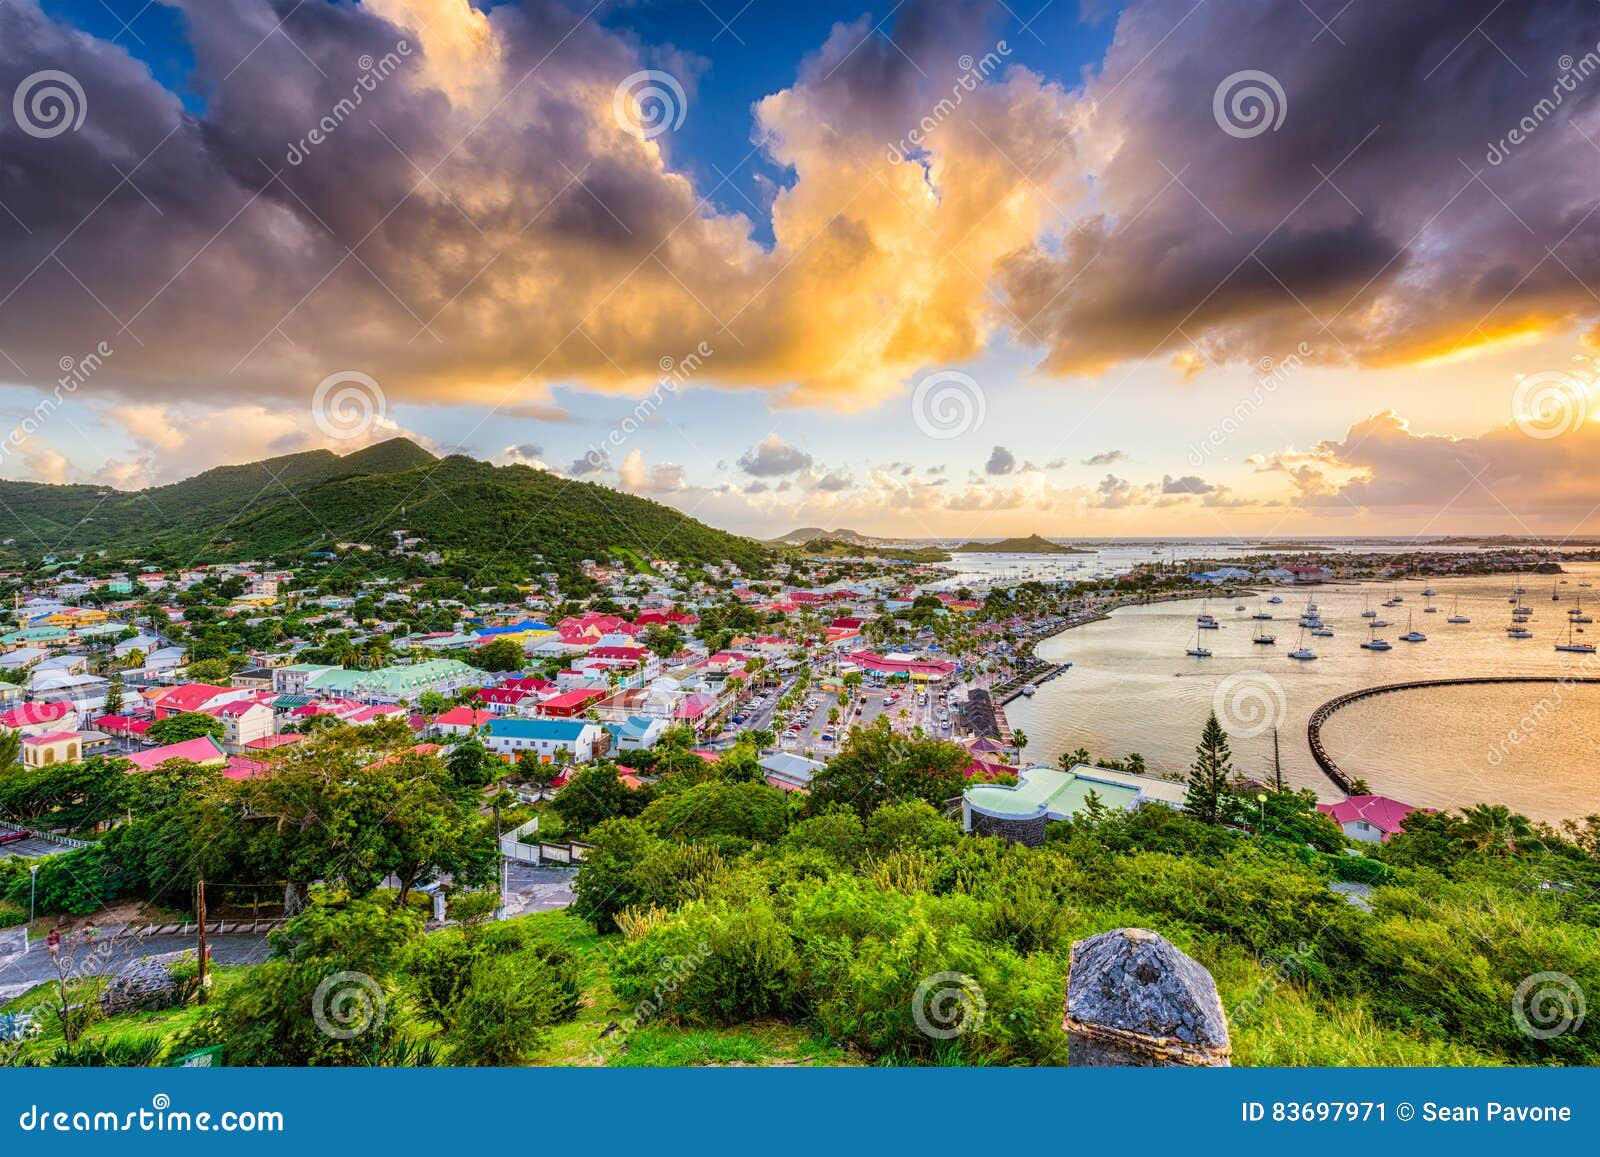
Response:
[304, 658, 478, 696]
[966, 765, 1140, 820]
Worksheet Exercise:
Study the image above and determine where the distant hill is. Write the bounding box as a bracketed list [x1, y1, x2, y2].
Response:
[0, 438, 771, 574]
[770, 526, 893, 547]
[803, 538, 951, 563]
[952, 534, 1087, 554]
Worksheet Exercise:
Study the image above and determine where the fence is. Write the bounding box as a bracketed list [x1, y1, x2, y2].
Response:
[496, 818, 590, 865]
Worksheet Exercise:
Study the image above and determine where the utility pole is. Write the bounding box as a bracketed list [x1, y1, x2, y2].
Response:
[196, 879, 208, 1004]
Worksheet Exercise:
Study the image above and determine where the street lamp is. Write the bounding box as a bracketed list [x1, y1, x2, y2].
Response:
[1257, 792, 1268, 830]
[28, 863, 40, 945]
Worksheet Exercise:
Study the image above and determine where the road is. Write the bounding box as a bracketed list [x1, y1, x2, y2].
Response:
[0, 867, 579, 1000]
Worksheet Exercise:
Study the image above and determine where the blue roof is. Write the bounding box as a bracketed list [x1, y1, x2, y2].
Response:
[475, 620, 552, 637]
[485, 717, 587, 741]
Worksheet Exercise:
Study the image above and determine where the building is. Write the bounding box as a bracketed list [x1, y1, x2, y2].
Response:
[1316, 794, 1427, 843]
[962, 763, 1189, 846]
[272, 659, 481, 703]
[759, 752, 823, 793]
[124, 735, 228, 771]
[21, 731, 81, 767]
[481, 717, 605, 764]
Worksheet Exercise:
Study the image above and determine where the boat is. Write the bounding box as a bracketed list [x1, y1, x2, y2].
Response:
[1506, 623, 1533, 639]
[1252, 628, 1277, 645]
[1252, 604, 1274, 620]
[1555, 623, 1596, 653]
[1311, 627, 1334, 637]
[1399, 612, 1426, 643]
[1361, 592, 1376, 619]
[1360, 626, 1392, 651]
[1020, 684, 1037, 696]
[1288, 629, 1316, 660]
[1552, 580, 1562, 601]
[1370, 618, 1389, 627]
[1447, 597, 1469, 624]
[1267, 596, 1283, 604]
[1197, 618, 1220, 629]
[1233, 604, 1246, 611]
[1421, 587, 1437, 597]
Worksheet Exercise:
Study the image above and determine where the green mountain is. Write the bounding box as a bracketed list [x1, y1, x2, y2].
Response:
[770, 526, 899, 547]
[0, 439, 770, 574]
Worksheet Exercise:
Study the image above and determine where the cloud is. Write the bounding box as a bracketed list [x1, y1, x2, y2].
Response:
[1161, 474, 1215, 495]
[501, 442, 545, 467]
[617, 449, 686, 495]
[1083, 450, 1127, 466]
[0, 0, 1075, 420]
[985, 445, 1016, 475]
[565, 448, 609, 476]
[998, 0, 1600, 379]
[737, 434, 813, 476]
[811, 470, 854, 492]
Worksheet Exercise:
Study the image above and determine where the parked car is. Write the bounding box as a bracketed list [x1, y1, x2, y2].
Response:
[0, 829, 35, 846]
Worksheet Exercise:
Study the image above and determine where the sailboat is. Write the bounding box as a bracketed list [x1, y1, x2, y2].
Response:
[1447, 596, 1470, 624]
[1288, 628, 1316, 660]
[1251, 602, 1274, 620]
[1569, 595, 1592, 624]
[1555, 622, 1596, 654]
[1360, 625, 1392, 651]
[1185, 628, 1212, 658]
[1399, 611, 1427, 643]
[1252, 624, 1277, 645]
[1552, 580, 1562, 602]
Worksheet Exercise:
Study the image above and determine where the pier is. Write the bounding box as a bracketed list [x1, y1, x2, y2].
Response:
[1306, 675, 1600, 794]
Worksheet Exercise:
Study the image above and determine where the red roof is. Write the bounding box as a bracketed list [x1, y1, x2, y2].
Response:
[150, 683, 228, 714]
[434, 706, 495, 728]
[95, 713, 152, 736]
[24, 730, 80, 744]
[538, 688, 606, 715]
[1316, 795, 1429, 840]
[244, 734, 302, 750]
[125, 735, 226, 771]
[0, 702, 73, 727]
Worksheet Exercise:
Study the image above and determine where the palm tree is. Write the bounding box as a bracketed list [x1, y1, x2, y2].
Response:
[1457, 803, 1534, 855]
[0, 727, 19, 767]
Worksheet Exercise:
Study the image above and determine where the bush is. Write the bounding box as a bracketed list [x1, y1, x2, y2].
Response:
[866, 799, 960, 856]
[610, 899, 803, 1027]
[781, 809, 866, 866]
[641, 781, 789, 844]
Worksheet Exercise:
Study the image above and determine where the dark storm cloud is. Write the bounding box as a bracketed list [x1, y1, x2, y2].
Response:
[985, 444, 1016, 474]
[1000, 0, 1600, 375]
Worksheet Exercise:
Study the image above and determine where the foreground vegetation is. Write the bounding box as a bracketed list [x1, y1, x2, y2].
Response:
[4, 714, 1595, 1067]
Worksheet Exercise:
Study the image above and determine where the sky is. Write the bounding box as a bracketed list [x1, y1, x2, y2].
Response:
[2, 0, 1600, 541]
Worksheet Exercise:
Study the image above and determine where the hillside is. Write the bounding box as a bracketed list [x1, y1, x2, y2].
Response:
[952, 533, 1087, 554]
[802, 538, 951, 563]
[0, 439, 771, 574]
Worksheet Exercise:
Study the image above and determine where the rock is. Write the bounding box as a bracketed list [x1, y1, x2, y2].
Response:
[98, 949, 195, 1016]
[1063, 927, 1231, 1066]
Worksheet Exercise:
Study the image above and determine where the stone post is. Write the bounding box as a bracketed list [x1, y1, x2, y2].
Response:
[1063, 927, 1231, 1066]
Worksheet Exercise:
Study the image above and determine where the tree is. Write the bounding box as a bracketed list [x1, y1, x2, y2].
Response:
[808, 718, 969, 821]
[446, 738, 499, 789]
[642, 624, 685, 658]
[515, 751, 558, 798]
[0, 726, 20, 767]
[1185, 711, 1234, 825]
[146, 711, 225, 746]
[186, 657, 234, 684]
[103, 671, 124, 716]
[1059, 747, 1091, 770]
[472, 637, 525, 673]
[549, 763, 654, 835]
[1012, 727, 1029, 755]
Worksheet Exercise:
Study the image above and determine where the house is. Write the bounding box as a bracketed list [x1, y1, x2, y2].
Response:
[21, 731, 81, 767]
[537, 688, 607, 718]
[759, 752, 823, 793]
[962, 763, 1188, 846]
[1316, 795, 1428, 843]
[603, 714, 670, 752]
[430, 706, 496, 737]
[481, 717, 605, 764]
[0, 701, 78, 735]
[272, 659, 481, 703]
[124, 735, 228, 771]
[206, 698, 276, 752]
